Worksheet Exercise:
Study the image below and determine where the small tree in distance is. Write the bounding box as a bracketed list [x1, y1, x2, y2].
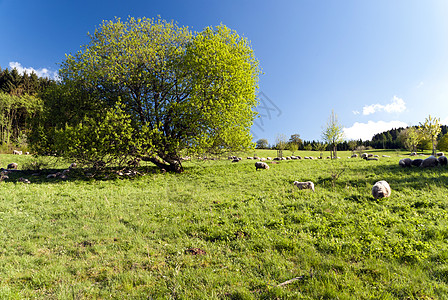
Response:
[287, 142, 298, 155]
[256, 138, 268, 149]
[398, 126, 422, 153]
[321, 110, 344, 159]
[419, 115, 441, 156]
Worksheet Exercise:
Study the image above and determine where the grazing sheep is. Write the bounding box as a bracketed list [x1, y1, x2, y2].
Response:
[254, 156, 260, 160]
[255, 161, 270, 170]
[18, 177, 30, 184]
[372, 180, 391, 199]
[266, 157, 272, 160]
[70, 163, 77, 168]
[247, 157, 254, 160]
[410, 152, 417, 156]
[399, 158, 412, 168]
[438, 156, 447, 166]
[13, 150, 22, 155]
[232, 158, 240, 163]
[293, 181, 315, 192]
[411, 159, 423, 167]
[361, 153, 368, 159]
[259, 157, 266, 161]
[7, 163, 18, 169]
[273, 157, 281, 161]
[437, 152, 444, 157]
[351, 154, 358, 158]
[366, 157, 379, 161]
[420, 156, 439, 168]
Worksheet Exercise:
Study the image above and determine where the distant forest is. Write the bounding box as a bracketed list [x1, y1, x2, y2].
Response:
[282, 125, 448, 152]
[0, 67, 53, 148]
[0, 67, 53, 96]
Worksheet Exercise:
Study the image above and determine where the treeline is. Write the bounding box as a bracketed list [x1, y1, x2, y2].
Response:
[258, 124, 448, 152]
[0, 67, 53, 96]
[369, 126, 448, 149]
[0, 67, 51, 149]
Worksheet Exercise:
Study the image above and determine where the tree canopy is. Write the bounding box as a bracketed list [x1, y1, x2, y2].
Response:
[419, 115, 441, 156]
[32, 17, 261, 172]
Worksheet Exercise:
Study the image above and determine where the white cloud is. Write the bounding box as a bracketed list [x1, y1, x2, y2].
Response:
[344, 120, 408, 141]
[441, 117, 448, 126]
[352, 110, 360, 115]
[362, 96, 406, 115]
[9, 61, 58, 79]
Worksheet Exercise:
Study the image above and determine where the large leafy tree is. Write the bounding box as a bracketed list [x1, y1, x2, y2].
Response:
[321, 110, 344, 159]
[33, 17, 260, 172]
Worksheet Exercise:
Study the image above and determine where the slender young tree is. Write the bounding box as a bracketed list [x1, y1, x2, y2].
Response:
[321, 110, 344, 159]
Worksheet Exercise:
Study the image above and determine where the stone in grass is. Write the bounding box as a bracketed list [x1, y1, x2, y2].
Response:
[185, 248, 206, 255]
[372, 180, 391, 200]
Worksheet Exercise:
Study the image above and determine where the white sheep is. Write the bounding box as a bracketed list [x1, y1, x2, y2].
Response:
[255, 161, 269, 170]
[13, 150, 22, 155]
[7, 163, 18, 169]
[293, 181, 315, 192]
[372, 180, 391, 199]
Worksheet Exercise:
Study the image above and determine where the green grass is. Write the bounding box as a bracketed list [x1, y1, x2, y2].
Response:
[1, 150, 448, 299]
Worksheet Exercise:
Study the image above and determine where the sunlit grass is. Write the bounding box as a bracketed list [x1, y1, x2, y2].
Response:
[0, 150, 447, 298]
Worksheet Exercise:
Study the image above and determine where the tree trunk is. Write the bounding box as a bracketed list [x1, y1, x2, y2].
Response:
[143, 156, 184, 173]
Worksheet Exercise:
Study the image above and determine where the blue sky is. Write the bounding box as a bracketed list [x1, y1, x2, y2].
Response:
[1, 0, 447, 144]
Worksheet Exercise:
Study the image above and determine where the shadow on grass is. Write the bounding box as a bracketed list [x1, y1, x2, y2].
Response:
[2, 165, 164, 184]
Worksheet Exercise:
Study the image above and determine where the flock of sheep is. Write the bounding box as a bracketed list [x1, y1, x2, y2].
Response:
[4, 150, 446, 200]
[230, 152, 447, 200]
[399, 152, 447, 168]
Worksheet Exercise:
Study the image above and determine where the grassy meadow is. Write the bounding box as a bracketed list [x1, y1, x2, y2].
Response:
[1, 150, 448, 299]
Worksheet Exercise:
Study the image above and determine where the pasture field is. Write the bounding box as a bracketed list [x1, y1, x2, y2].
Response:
[1, 150, 448, 299]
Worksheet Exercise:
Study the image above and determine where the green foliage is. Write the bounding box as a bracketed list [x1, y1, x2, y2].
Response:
[0, 92, 42, 147]
[438, 133, 448, 152]
[35, 17, 260, 172]
[420, 115, 442, 155]
[53, 102, 143, 168]
[0, 67, 52, 96]
[398, 126, 423, 152]
[255, 138, 268, 149]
